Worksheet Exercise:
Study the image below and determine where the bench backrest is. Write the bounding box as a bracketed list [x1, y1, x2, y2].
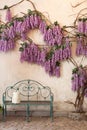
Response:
[3, 80, 53, 101]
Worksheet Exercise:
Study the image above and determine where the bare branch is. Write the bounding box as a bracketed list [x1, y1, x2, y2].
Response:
[0, 0, 25, 10]
[71, 0, 87, 8]
[74, 8, 87, 25]
[69, 57, 78, 67]
[79, 56, 85, 66]
[26, 0, 37, 11]
[0, 0, 37, 11]
[64, 100, 75, 107]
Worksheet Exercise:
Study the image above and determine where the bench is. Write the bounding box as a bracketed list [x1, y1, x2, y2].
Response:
[2, 79, 53, 121]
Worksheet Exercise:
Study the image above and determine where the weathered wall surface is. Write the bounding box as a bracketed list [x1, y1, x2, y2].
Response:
[0, 0, 87, 112]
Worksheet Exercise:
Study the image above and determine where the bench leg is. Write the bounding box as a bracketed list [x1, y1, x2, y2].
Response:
[26, 105, 30, 122]
[2, 105, 6, 121]
[50, 103, 53, 122]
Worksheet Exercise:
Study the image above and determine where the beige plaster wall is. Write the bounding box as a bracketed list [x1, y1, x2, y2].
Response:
[0, 0, 87, 112]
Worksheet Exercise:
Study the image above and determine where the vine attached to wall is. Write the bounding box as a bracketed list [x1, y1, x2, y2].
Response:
[71, 65, 87, 112]
[75, 16, 87, 56]
[65, 5, 87, 113]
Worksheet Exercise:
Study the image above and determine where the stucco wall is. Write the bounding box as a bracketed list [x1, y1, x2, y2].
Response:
[0, 0, 87, 112]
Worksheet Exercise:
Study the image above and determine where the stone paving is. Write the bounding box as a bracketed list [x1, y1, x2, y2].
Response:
[0, 116, 87, 130]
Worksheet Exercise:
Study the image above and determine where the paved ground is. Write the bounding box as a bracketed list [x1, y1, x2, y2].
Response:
[0, 116, 87, 130]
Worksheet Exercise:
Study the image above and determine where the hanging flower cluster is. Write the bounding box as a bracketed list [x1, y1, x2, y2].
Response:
[0, 10, 42, 52]
[0, 9, 64, 52]
[20, 41, 61, 77]
[19, 36, 71, 77]
[77, 18, 87, 34]
[76, 35, 87, 56]
[71, 66, 87, 96]
[53, 37, 71, 61]
[6, 8, 12, 22]
[42, 21, 63, 46]
[76, 18, 87, 56]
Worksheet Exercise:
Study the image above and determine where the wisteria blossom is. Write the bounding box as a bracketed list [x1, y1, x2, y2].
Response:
[6, 8, 12, 22]
[76, 18, 87, 57]
[0, 9, 72, 77]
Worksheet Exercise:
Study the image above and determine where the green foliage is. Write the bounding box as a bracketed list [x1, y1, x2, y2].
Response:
[54, 21, 59, 26]
[56, 61, 60, 66]
[46, 48, 54, 60]
[19, 42, 28, 52]
[3, 5, 8, 9]
[28, 9, 33, 15]
[72, 67, 79, 74]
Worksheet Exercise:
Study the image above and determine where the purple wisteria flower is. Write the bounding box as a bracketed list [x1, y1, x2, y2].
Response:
[6, 8, 12, 22]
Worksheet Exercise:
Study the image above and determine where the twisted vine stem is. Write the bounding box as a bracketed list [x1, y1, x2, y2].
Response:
[74, 8, 87, 25]
[71, 0, 87, 8]
[0, 0, 25, 10]
[0, 0, 36, 11]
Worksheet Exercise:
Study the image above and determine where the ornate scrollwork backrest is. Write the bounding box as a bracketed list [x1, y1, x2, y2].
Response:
[4, 80, 53, 101]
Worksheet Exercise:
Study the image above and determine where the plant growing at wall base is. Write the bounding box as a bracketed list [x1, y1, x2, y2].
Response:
[71, 65, 87, 113]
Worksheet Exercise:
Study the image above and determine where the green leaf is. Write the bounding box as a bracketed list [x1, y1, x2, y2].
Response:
[19, 47, 24, 52]
[83, 18, 87, 22]
[71, 77, 74, 80]
[62, 45, 65, 50]
[63, 25, 66, 28]
[72, 67, 78, 74]
[28, 9, 32, 15]
[8, 22, 14, 26]
[16, 17, 24, 22]
[0, 25, 5, 29]
[54, 21, 58, 26]
[28, 9, 31, 13]
[55, 45, 61, 50]
[78, 18, 82, 21]
[76, 33, 80, 37]
[23, 42, 28, 48]
[46, 49, 54, 60]
[56, 61, 60, 66]
[46, 26, 50, 30]
[80, 64, 83, 68]
[3, 5, 8, 9]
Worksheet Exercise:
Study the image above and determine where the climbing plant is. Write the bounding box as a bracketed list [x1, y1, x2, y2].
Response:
[0, 0, 71, 77]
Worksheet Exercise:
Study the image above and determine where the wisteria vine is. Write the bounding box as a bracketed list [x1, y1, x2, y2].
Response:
[76, 18, 87, 56]
[20, 36, 71, 77]
[71, 65, 87, 112]
[0, 5, 72, 77]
